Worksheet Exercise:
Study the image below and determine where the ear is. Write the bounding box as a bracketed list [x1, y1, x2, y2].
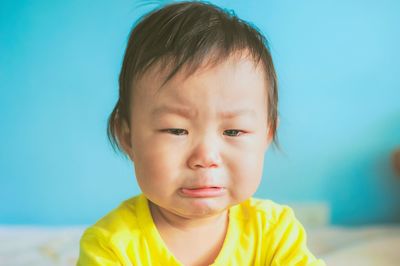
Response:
[265, 117, 279, 150]
[116, 118, 135, 161]
[264, 128, 273, 150]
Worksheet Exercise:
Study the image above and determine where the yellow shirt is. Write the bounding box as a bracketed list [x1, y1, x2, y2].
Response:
[78, 194, 325, 266]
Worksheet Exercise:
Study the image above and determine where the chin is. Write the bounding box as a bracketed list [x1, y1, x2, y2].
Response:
[178, 199, 229, 217]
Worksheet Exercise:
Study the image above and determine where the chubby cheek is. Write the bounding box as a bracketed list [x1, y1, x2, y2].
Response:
[132, 136, 183, 197]
[228, 147, 265, 201]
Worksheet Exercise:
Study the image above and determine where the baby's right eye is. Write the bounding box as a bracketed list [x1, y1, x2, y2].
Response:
[162, 128, 188, 135]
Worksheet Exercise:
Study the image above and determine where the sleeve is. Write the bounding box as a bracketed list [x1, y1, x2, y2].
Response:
[77, 227, 122, 266]
[268, 206, 326, 266]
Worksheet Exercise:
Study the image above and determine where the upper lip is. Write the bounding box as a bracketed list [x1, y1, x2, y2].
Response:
[182, 173, 223, 189]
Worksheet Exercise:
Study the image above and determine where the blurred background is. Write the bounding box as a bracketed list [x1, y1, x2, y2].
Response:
[1, 0, 400, 227]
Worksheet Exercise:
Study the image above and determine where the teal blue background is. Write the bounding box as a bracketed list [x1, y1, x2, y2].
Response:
[1, 0, 400, 225]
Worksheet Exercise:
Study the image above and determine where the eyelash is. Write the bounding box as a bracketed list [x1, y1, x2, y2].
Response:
[162, 128, 188, 135]
[223, 129, 243, 137]
[161, 128, 244, 137]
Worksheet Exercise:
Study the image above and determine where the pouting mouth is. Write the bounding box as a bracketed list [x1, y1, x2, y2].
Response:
[182, 186, 223, 190]
[180, 186, 226, 197]
[184, 186, 223, 189]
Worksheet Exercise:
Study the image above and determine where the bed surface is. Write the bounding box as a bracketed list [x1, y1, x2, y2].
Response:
[308, 225, 400, 265]
[1, 225, 400, 265]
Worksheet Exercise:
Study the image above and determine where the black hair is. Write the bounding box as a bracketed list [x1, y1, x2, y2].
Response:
[108, 1, 278, 154]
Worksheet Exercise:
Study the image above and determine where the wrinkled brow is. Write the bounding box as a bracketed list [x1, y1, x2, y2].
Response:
[151, 105, 197, 119]
[151, 105, 256, 119]
[218, 109, 256, 119]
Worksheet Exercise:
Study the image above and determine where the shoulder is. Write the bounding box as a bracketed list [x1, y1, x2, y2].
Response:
[78, 195, 145, 265]
[81, 194, 144, 242]
[237, 198, 326, 265]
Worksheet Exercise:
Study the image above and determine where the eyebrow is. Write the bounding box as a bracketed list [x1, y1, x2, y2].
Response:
[218, 109, 256, 119]
[151, 105, 256, 119]
[151, 106, 197, 119]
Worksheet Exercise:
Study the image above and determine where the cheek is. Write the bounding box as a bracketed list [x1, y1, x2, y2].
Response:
[228, 145, 265, 196]
[133, 137, 183, 186]
[134, 155, 178, 202]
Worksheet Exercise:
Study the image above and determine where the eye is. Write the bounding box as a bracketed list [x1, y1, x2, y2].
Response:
[162, 128, 188, 135]
[223, 129, 243, 137]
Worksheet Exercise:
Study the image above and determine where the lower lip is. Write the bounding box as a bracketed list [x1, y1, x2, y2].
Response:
[180, 187, 225, 198]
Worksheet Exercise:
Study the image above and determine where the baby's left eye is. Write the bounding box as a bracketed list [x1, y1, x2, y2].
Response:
[223, 129, 243, 137]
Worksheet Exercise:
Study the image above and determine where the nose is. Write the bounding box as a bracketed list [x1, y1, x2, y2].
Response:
[187, 135, 222, 169]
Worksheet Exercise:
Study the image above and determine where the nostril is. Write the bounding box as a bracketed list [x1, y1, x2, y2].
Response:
[187, 144, 222, 169]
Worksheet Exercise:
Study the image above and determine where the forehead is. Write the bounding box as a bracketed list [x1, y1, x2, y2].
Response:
[129, 55, 269, 123]
[134, 52, 268, 97]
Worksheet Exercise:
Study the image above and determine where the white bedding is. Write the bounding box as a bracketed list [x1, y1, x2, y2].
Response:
[308, 225, 400, 266]
[1, 225, 399, 265]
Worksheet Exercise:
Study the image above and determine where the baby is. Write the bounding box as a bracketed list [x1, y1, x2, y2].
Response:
[78, 1, 325, 265]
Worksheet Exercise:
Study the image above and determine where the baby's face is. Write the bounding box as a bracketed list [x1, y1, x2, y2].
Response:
[125, 55, 271, 219]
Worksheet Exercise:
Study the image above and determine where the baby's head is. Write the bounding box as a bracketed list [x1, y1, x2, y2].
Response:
[108, 1, 278, 218]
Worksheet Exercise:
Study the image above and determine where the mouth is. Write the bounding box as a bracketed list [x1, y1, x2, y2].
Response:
[180, 186, 225, 198]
